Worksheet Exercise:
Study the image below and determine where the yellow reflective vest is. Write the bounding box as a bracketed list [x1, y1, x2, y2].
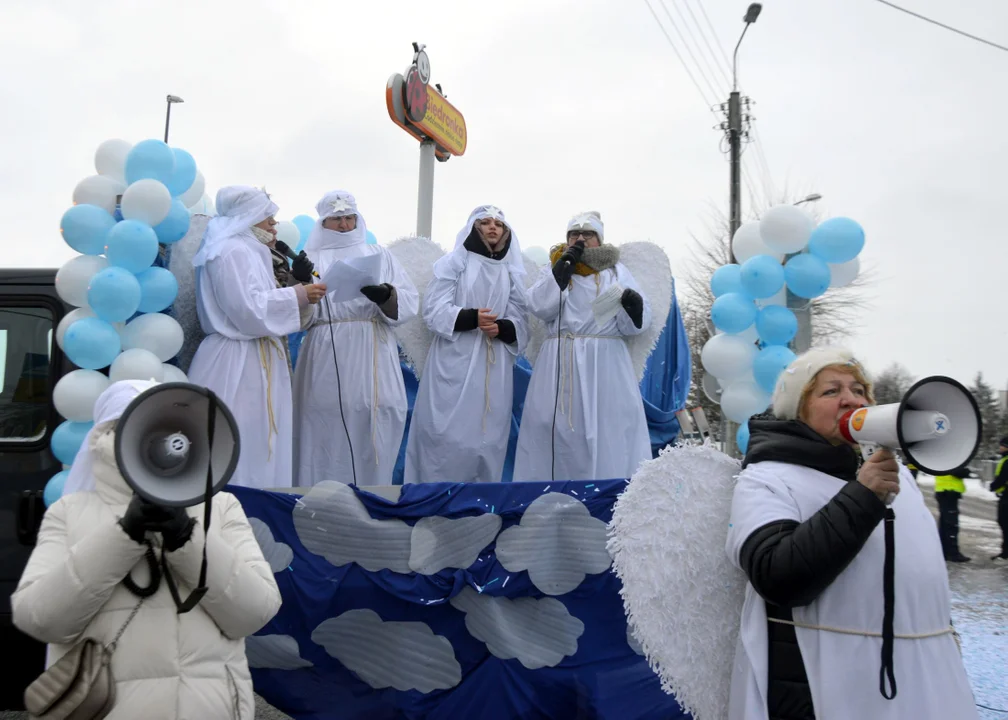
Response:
[934, 474, 966, 494]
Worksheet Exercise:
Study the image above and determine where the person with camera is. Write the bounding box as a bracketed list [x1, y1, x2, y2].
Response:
[13, 380, 281, 719]
[512, 211, 652, 482]
[188, 186, 327, 490]
[292, 190, 418, 487]
[725, 347, 976, 720]
[404, 205, 529, 484]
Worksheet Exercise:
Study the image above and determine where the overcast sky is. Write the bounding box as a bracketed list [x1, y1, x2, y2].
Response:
[2, 0, 1005, 391]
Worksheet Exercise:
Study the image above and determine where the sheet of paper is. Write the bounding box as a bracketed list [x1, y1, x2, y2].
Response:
[592, 283, 625, 326]
[319, 253, 383, 304]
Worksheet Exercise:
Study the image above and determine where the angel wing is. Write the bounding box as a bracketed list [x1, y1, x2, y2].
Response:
[168, 213, 211, 374]
[607, 442, 746, 720]
[386, 234, 447, 378]
[519, 253, 549, 366]
[618, 241, 673, 383]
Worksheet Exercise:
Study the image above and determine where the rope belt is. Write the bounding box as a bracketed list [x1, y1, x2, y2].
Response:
[768, 617, 957, 642]
[312, 316, 388, 465]
[556, 332, 622, 430]
[256, 337, 285, 461]
[483, 334, 496, 434]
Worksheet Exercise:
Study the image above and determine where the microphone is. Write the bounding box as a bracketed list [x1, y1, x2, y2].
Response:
[562, 240, 586, 269]
[275, 240, 320, 278]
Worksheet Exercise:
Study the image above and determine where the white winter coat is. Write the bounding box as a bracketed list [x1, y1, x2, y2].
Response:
[12, 433, 281, 720]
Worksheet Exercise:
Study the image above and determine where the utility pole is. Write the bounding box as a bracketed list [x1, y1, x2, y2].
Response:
[787, 193, 821, 355]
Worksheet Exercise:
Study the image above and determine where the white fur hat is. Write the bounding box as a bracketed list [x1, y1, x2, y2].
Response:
[771, 346, 873, 420]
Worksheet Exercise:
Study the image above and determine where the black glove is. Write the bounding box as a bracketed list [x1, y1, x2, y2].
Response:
[551, 242, 586, 290]
[291, 251, 315, 283]
[621, 288, 644, 329]
[360, 283, 393, 305]
[119, 495, 196, 552]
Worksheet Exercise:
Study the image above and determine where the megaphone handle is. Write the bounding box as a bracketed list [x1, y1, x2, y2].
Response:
[859, 441, 896, 506]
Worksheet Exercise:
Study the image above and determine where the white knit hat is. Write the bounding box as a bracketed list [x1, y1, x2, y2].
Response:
[567, 211, 604, 242]
[771, 346, 873, 420]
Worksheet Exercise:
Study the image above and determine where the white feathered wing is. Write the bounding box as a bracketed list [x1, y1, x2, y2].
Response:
[385, 235, 447, 378]
[168, 213, 211, 374]
[607, 442, 747, 720]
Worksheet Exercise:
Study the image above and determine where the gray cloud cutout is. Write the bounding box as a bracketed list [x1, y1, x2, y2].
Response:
[409, 513, 502, 575]
[246, 634, 314, 670]
[248, 517, 294, 574]
[626, 624, 645, 656]
[312, 609, 461, 693]
[450, 587, 585, 669]
[494, 492, 612, 595]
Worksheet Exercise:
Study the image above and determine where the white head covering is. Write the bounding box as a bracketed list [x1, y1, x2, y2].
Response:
[192, 185, 278, 267]
[62, 379, 160, 495]
[304, 190, 368, 252]
[771, 346, 873, 420]
[454, 204, 525, 277]
[567, 211, 605, 242]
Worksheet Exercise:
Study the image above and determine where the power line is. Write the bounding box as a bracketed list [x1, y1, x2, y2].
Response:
[872, 0, 1008, 53]
[642, 0, 719, 111]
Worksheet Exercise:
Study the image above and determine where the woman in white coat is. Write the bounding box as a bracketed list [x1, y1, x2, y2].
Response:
[188, 186, 326, 490]
[404, 205, 529, 484]
[12, 379, 281, 720]
[513, 212, 652, 482]
[725, 347, 977, 720]
[292, 190, 419, 487]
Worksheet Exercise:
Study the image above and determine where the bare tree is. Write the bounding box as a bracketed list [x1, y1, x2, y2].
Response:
[873, 363, 916, 405]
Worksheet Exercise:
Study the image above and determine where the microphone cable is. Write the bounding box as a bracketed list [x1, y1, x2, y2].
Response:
[550, 241, 582, 482]
[322, 292, 358, 488]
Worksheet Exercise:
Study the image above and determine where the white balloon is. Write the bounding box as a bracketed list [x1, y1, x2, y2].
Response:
[180, 171, 206, 208]
[720, 380, 772, 423]
[718, 325, 759, 343]
[701, 333, 757, 381]
[731, 221, 782, 264]
[828, 256, 860, 288]
[276, 221, 300, 248]
[56, 255, 109, 308]
[120, 313, 184, 362]
[73, 175, 126, 215]
[701, 372, 722, 403]
[161, 364, 188, 383]
[523, 246, 550, 266]
[759, 205, 814, 254]
[756, 285, 788, 308]
[110, 348, 165, 383]
[53, 369, 110, 422]
[120, 179, 172, 226]
[55, 307, 96, 350]
[94, 139, 132, 183]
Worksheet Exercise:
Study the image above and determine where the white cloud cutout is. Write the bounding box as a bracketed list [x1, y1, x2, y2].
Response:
[494, 492, 612, 595]
[409, 513, 502, 575]
[248, 517, 294, 574]
[312, 609, 461, 693]
[246, 635, 313, 670]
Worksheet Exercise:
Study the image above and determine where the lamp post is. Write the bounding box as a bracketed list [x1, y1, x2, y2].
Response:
[787, 193, 822, 354]
[164, 95, 184, 143]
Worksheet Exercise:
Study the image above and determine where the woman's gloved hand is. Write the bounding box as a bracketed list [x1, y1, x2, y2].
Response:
[620, 288, 644, 328]
[360, 283, 393, 305]
[119, 495, 196, 551]
[551, 241, 585, 290]
[291, 251, 315, 283]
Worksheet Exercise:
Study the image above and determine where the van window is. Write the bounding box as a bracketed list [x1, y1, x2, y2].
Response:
[0, 306, 54, 442]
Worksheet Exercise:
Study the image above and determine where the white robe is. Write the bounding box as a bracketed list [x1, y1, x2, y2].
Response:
[725, 461, 978, 720]
[188, 237, 301, 490]
[292, 243, 418, 487]
[404, 248, 528, 484]
[513, 264, 652, 482]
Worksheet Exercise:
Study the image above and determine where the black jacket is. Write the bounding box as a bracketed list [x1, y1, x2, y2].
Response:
[738, 420, 888, 720]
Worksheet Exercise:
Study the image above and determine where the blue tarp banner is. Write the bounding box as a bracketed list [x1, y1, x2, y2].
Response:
[230, 481, 690, 720]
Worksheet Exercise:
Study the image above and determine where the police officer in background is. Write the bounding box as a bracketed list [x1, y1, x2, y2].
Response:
[991, 435, 1008, 562]
[933, 464, 971, 562]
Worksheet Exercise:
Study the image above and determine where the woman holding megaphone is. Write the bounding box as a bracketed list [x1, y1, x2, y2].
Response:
[725, 347, 977, 720]
[12, 380, 280, 719]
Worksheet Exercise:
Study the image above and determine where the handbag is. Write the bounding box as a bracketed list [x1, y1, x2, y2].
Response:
[23, 595, 145, 720]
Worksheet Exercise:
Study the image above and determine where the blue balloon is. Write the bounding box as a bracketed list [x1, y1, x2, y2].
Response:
[124, 139, 175, 186]
[166, 148, 197, 197]
[784, 254, 831, 299]
[753, 345, 797, 394]
[136, 266, 179, 312]
[43, 470, 69, 507]
[63, 317, 122, 369]
[106, 220, 159, 274]
[51, 420, 94, 465]
[292, 215, 315, 241]
[710, 292, 757, 334]
[366, 230, 378, 245]
[61, 204, 116, 255]
[88, 267, 142, 323]
[755, 305, 798, 346]
[710, 264, 744, 297]
[740, 254, 785, 299]
[807, 217, 865, 264]
[154, 199, 191, 244]
[737, 422, 750, 454]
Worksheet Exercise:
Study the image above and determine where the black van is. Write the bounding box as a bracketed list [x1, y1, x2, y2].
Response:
[0, 268, 72, 709]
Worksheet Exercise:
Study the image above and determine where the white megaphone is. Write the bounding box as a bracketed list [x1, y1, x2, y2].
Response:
[838, 375, 981, 494]
[114, 382, 240, 507]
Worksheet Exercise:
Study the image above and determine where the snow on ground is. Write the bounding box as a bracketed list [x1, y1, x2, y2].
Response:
[916, 474, 999, 502]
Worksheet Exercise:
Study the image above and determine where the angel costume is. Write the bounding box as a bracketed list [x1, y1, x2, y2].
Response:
[292, 191, 418, 487]
[403, 205, 529, 484]
[513, 212, 652, 482]
[187, 186, 307, 489]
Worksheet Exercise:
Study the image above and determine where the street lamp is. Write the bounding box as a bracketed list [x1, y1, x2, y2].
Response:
[793, 193, 822, 206]
[164, 94, 184, 143]
[733, 4, 762, 92]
